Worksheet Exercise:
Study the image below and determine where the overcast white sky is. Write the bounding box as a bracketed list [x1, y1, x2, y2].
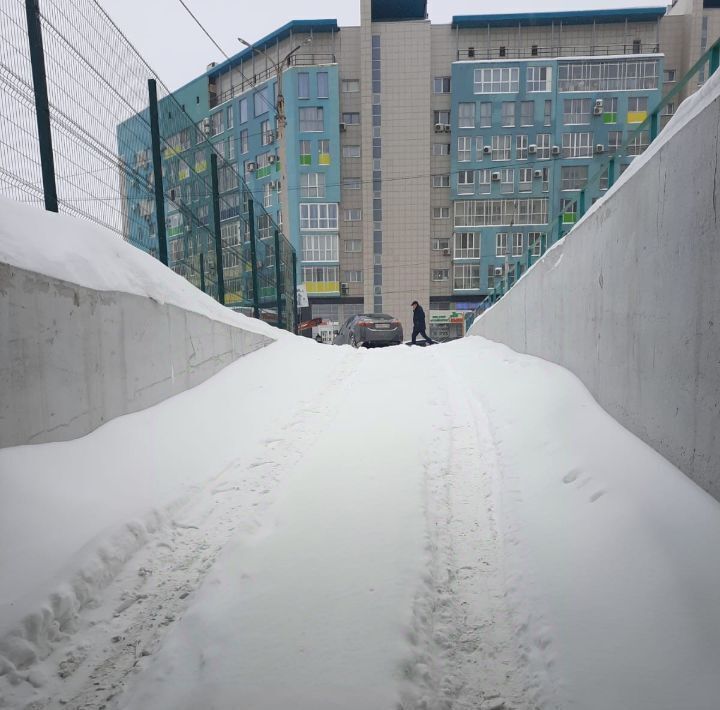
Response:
[99, 0, 668, 90]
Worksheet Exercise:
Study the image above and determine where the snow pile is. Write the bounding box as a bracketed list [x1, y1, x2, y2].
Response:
[0, 197, 278, 338]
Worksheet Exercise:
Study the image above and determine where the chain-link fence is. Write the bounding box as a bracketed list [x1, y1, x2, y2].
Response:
[0, 0, 296, 331]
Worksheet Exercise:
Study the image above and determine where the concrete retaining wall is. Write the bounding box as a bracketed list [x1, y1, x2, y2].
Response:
[0, 263, 273, 447]
[469, 83, 720, 500]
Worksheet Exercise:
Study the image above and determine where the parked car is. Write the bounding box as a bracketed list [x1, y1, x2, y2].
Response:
[333, 313, 403, 348]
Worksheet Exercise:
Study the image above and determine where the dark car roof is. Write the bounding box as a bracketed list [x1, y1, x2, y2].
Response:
[357, 313, 395, 320]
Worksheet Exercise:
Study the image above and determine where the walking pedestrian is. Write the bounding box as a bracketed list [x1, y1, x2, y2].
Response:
[410, 300, 434, 345]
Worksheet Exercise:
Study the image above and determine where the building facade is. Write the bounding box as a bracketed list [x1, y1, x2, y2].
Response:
[120, 0, 719, 338]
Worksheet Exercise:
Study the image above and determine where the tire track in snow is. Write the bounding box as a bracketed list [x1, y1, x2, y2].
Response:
[7, 350, 360, 710]
[403, 347, 533, 710]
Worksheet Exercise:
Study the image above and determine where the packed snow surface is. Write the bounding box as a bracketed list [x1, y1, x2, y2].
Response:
[2, 335, 720, 710]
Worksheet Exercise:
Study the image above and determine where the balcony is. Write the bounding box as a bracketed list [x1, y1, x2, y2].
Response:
[456, 43, 660, 61]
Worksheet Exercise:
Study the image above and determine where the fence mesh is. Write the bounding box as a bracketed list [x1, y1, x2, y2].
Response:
[0, 0, 295, 330]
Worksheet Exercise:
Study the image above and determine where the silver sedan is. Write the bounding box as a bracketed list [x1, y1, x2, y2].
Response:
[333, 314, 403, 348]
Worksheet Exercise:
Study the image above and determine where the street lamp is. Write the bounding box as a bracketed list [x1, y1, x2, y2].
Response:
[238, 35, 312, 241]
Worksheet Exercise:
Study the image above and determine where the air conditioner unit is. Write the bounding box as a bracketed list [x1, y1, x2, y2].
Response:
[434, 123, 444, 133]
[340, 122, 347, 131]
[442, 248, 451, 256]
[595, 98, 603, 107]
[483, 145, 492, 155]
[595, 144, 605, 154]
[247, 161, 257, 172]
[528, 144, 538, 154]
[593, 106, 603, 115]
[491, 171, 501, 181]
[551, 145, 561, 156]
[533, 169, 543, 178]
[268, 154, 277, 164]
[494, 267, 503, 276]
[442, 124, 451, 133]
[340, 283, 349, 296]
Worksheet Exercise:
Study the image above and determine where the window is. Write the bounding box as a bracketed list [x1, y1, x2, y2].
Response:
[300, 203, 339, 230]
[263, 182, 272, 208]
[558, 59, 659, 92]
[457, 137, 472, 162]
[228, 136, 236, 161]
[304, 266, 339, 290]
[301, 172, 326, 198]
[501, 102, 516, 127]
[458, 102, 476, 128]
[562, 198, 577, 224]
[432, 142, 451, 156]
[627, 130, 649, 156]
[454, 199, 548, 227]
[239, 98, 248, 124]
[261, 119, 273, 146]
[344, 209, 362, 222]
[537, 101, 550, 130]
[343, 270, 363, 283]
[664, 69, 676, 83]
[563, 98, 591, 125]
[454, 264, 481, 290]
[300, 107, 324, 132]
[432, 174, 450, 188]
[432, 238, 450, 251]
[318, 139, 330, 163]
[342, 177, 361, 190]
[345, 239, 362, 252]
[529, 232, 544, 256]
[317, 72, 329, 99]
[479, 102, 492, 128]
[520, 101, 534, 126]
[491, 135, 512, 161]
[603, 97, 619, 123]
[516, 134, 528, 160]
[500, 168, 514, 194]
[302, 234, 338, 261]
[218, 165, 238, 193]
[661, 102, 676, 117]
[298, 72, 310, 99]
[527, 66, 552, 92]
[478, 169, 491, 194]
[487, 264, 503, 290]
[209, 111, 224, 136]
[434, 110, 451, 126]
[519, 168, 533, 192]
[561, 165, 588, 190]
[608, 131, 622, 153]
[194, 150, 207, 172]
[299, 139, 312, 165]
[343, 145, 361, 158]
[433, 76, 451, 93]
[496, 232, 508, 256]
[535, 133, 551, 159]
[562, 132, 593, 158]
[458, 170, 475, 194]
[628, 96, 648, 122]
[432, 269, 450, 281]
[342, 79, 360, 93]
[454, 232, 480, 258]
[512, 233, 523, 257]
[342, 112, 360, 125]
[226, 106, 234, 130]
[254, 86, 270, 117]
[433, 206, 450, 219]
[474, 67, 519, 93]
[475, 137, 484, 160]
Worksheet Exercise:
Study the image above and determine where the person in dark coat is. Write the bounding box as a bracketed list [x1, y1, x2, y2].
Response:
[411, 300, 433, 345]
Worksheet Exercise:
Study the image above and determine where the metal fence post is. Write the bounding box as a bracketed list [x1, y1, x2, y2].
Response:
[210, 154, 226, 305]
[557, 214, 563, 242]
[578, 190, 586, 220]
[608, 156, 616, 189]
[274, 229, 283, 329]
[148, 79, 168, 266]
[248, 198, 260, 319]
[292, 250, 298, 334]
[650, 111, 659, 141]
[25, 0, 57, 212]
[711, 44, 720, 74]
[199, 252, 205, 293]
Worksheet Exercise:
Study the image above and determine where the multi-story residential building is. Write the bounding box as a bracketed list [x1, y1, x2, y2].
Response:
[119, 0, 719, 339]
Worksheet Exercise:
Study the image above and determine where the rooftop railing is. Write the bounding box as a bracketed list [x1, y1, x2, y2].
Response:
[457, 43, 660, 61]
